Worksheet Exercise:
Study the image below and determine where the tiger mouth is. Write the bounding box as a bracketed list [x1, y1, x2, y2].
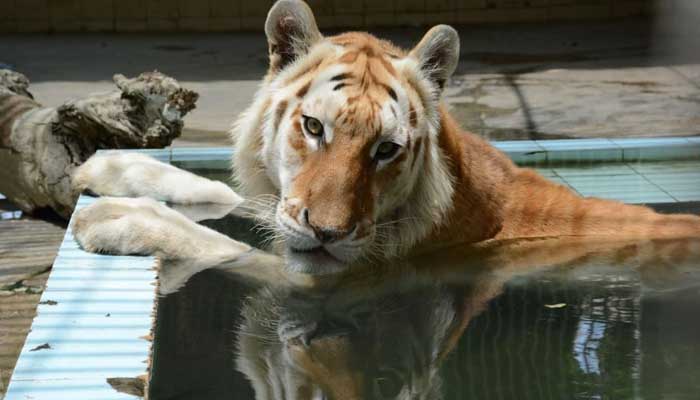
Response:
[290, 245, 323, 253]
[289, 245, 344, 263]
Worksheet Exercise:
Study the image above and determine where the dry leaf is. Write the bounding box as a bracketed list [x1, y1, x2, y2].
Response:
[545, 303, 567, 309]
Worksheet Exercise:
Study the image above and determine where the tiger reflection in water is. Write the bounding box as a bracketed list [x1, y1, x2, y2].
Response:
[236, 277, 474, 400]
[233, 235, 700, 400]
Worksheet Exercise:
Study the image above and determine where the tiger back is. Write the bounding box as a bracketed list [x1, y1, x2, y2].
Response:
[230, 0, 700, 275]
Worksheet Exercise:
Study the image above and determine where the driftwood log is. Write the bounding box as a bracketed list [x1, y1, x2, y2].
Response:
[0, 69, 198, 219]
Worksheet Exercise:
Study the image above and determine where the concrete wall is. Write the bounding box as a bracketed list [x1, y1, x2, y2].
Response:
[1, 0, 658, 33]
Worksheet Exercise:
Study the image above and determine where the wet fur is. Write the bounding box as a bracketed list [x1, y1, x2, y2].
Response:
[230, 5, 700, 266]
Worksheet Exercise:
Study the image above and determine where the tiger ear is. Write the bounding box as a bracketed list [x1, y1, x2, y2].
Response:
[265, 0, 322, 74]
[409, 25, 460, 93]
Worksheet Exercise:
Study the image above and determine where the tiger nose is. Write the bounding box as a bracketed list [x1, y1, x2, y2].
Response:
[303, 209, 356, 243]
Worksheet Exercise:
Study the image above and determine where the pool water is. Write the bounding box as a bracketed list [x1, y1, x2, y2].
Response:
[147, 172, 700, 400]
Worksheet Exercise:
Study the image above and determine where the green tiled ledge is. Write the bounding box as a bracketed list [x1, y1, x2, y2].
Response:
[534, 161, 700, 205]
[512, 137, 699, 165]
[105, 137, 700, 167]
[4, 196, 156, 400]
[101, 137, 699, 206]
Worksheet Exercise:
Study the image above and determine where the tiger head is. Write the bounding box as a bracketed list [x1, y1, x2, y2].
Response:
[232, 0, 459, 273]
[236, 283, 461, 400]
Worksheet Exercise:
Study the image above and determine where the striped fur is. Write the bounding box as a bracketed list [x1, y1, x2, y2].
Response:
[231, 0, 700, 275]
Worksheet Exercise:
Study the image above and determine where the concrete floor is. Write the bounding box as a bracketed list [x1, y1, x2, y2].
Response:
[2, 18, 700, 146]
[1, 17, 700, 396]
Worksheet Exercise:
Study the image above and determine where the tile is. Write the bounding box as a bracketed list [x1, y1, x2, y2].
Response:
[333, 0, 363, 15]
[179, 0, 210, 17]
[5, 194, 156, 400]
[334, 14, 364, 28]
[642, 172, 700, 185]
[548, 150, 623, 164]
[670, 192, 700, 202]
[568, 179, 665, 190]
[365, 2, 394, 12]
[549, 4, 610, 20]
[395, 13, 425, 26]
[639, 173, 700, 197]
[96, 148, 172, 162]
[239, 15, 265, 30]
[457, 0, 486, 9]
[611, 137, 691, 148]
[532, 168, 557, 177]
[178, 17, 211, 32]
[543, 177, 575, 190]
[424, 12, 457, 25]
[509, 151, 548, 165]
[493, 140, 546, 165]
[171, 147, 232, 169]
[535, 138, 617, 151]
[208, 17, 240, 31]
[653, 186, 700, 199]
[364, 13, 395, 27]
[553, 164, 637, 178]
[573, 184, 665, 195]
[493, 140, 543, 152]
[210, 0, 240, 17]
[171, 159, 231, 170]
[171, 147, 232, 160]
[16, 0, 49, 19]
[0, 20, 18, 33]
[115, 0, 144, 18]
[0, 0, 16, 19]
[147, 17, 178, 31]
[83, 18, 115, 32]
[50, 17, 82, 32]
[627, 161, 700, 175]
[561, 174, 653, 187]
[115, 18, 147, 32]
[148, 0, 180, 18]
[394, 0, 425, 13]
[81, 0, 114, 18]
[660, 186, 700, 195]
[49, 0, 81, 20]
[14, 18, 50, 32]
[622, 147, 700, 162]
[565, 172, 674, 204]
[241, 0, 275, 17]
[612, 138, 700, 162]
[7, 378, 141, 400]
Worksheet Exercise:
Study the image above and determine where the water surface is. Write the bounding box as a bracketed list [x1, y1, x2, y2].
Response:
[147, 172, 700, 400]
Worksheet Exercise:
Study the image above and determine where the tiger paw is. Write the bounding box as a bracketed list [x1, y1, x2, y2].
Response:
[72, 197, 178, 256]
[72, 153, 243, 205]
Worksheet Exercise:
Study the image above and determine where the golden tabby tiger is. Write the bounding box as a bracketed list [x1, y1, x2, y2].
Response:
[72, 0, 700, 277]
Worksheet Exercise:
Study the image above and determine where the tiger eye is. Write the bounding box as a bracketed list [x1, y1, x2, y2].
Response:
[375, 142, 401, 161]
[303, 116, 324, 137]
[373, 368, 404, 399]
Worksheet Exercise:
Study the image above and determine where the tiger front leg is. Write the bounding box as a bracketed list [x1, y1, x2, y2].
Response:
[72, 152, 242, 205]
[72, 197, 282, 294]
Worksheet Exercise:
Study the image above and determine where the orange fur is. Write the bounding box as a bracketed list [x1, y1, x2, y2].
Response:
[237, 1, 700, 268]
[428, 107, 700, 247]
[260, 28, 700, 260]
